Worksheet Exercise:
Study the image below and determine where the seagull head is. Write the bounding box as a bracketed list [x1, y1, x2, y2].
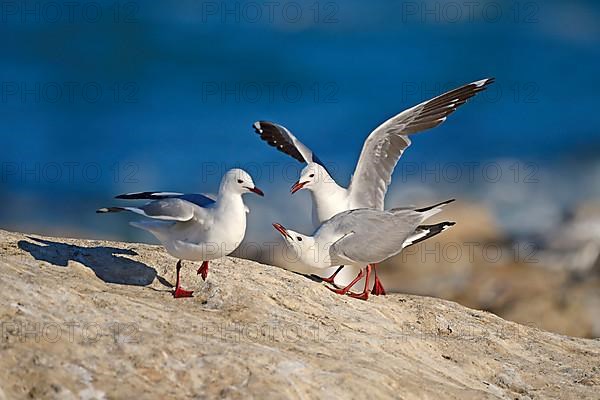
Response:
[291, 163, 332, 194]
[272, 223, 322, 268]
[221, 168, 264, 197]
[272, 223, 312, 248]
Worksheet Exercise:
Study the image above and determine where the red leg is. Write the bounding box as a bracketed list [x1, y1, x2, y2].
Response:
[321, 265, 344, 284]
[172, 260, 193, 298]
[348, 264, 372, 300]
[197, 260, 209, 281]
[327, 268, 364, 295]
[371, 264, 387, 296]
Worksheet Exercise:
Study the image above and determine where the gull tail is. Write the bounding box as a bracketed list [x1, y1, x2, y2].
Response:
[130, 220, 162, 232]
[403, 222, 456, 248]
[96, 206, 126, 213]
[97, 206, 173, 243]
[130, 220, 173, 243]
[96, 206, 143, 214]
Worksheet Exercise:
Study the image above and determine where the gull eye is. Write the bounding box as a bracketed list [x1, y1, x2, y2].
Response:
[309, 174, 315, 178]
[237, 179, 243, 184]
[297, 236, 302, 241]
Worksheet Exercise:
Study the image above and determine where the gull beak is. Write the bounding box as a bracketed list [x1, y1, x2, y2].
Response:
[272, 223, 292, 240]
[247, 186, 264, 196]
[290, 181, 307, 194]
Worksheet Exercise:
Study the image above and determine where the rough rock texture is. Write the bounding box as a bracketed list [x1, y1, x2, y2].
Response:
[0, 229, 598, 399]
[379, 203, 600, 338]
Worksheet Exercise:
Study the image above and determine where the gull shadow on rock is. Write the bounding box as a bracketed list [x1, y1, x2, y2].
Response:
[18, 237, 157, 286]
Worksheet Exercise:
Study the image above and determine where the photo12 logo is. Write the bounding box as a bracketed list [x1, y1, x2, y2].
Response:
[400, 81, 540, 104]
[400, 1, 540, 24]
[200, 81, 339, 104]
[1, 162, 140, 184]
[0, 1, 140, 24]
[1, 81, 139, 104]
[199, 1, 339, 24]
[1, 321, 140, 344]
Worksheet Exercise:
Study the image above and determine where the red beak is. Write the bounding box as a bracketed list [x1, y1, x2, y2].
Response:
[290, 181, 307, 194]
[247, 186, 264, 196]
[272, 223, 291, 239]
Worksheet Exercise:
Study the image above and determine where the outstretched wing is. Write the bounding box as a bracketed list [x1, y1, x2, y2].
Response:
[252, 121, 328, 171]
[115, 191, 216, 208]
[348, 78, 495, 210]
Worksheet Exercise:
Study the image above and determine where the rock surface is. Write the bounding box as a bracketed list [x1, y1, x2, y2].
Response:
[0, 229, 598, 399]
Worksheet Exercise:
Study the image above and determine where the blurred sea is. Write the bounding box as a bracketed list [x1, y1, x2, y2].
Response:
[1, 0, 599, 242]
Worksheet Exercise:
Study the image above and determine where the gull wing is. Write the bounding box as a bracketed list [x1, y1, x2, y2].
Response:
[348, 78, 494, 210]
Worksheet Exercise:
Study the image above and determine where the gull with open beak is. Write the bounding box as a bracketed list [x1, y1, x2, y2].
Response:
[273, 200, 455, 300]
[97, 168, 264, 298]
[254, 78, 494, 293]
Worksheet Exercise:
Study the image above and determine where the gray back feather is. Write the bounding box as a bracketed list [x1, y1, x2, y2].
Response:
[140, 198, 196, 221]
[325, 208, 426, 264]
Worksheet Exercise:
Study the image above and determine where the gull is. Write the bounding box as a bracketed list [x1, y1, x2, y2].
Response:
[97, 168, 264, 298]
[254, 78, 493, 291]
[272, 200, 455, 300]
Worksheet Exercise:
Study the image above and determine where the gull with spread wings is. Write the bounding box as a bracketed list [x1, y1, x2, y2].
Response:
[254, 78, 494, 294]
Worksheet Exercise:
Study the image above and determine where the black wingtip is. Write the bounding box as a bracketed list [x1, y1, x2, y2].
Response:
[414, 199, 456, 213]
[407, 221, 456, 247]
[251, 120, 308, 164]
[252, 121, 263, 134]
[477, 77, 495, 90]
[441, 221, 457, 230]
[115, 192, 154, 200]
[253, 120, 275, 134]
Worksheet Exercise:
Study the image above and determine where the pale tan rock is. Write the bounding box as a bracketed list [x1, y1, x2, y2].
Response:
[0, 229, 598, 399]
